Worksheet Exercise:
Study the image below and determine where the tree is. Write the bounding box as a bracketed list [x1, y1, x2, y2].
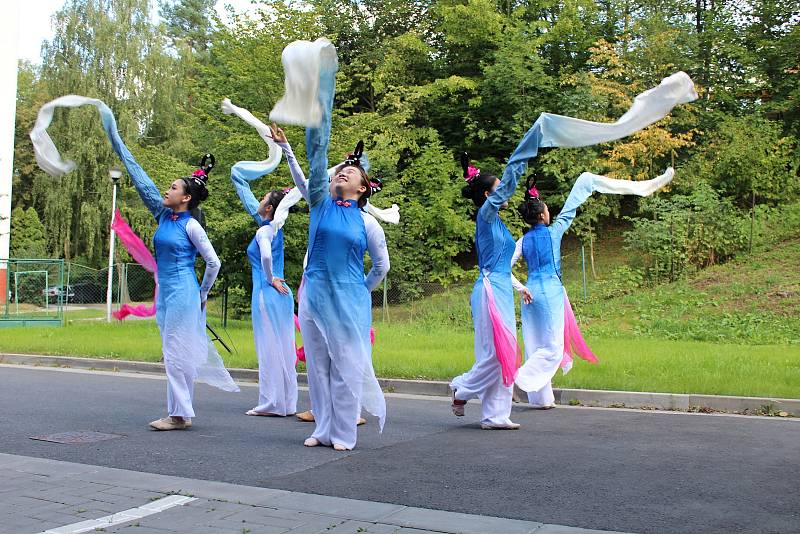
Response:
[10, 207, 47, 258]
[23, 0, 182, 264]
[159, 0, 216, 54]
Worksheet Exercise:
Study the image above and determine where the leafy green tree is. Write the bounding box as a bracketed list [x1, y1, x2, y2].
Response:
[10, 207, 47, 258]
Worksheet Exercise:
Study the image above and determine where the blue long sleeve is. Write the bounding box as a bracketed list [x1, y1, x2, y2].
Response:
[97, 103, 165, 220]
[305, 63, 337, 208]
[550, 173, 595, 239]
[230, 161, 271, 226]
[479, 123, 543, 223]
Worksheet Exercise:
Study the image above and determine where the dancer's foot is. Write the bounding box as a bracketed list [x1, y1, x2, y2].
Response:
[303, 437, 321, 447]
[333, 443, 350, 451]
[480, 422, 521, 430]
[451, 391, 466, 417]
[246, 410, 282, 417]
[357, 417, 366, 426]
[296, 410, 315, 422]
[184, 418, 192, 428]
[149, 416, 188, 431]
[531, 404, 556, 410]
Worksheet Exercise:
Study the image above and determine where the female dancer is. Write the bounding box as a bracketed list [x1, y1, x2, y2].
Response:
[224, 98, 302, 417]
[450, 151, 527, 430]
[294, 156, 399, 427]
[30, 96, 240, 431]
[144, 153, 241, 430]
[513, 169, 674, 405]
[269, 41, 390, 450]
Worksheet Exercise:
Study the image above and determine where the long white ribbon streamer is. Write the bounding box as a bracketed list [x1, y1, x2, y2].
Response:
[269, 38, 338, 127]
[537, 72, 698, 148]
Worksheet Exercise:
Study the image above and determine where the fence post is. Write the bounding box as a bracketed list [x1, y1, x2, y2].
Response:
[222, 281, 228, 328]
[749, 189, 755, 253]
[382, 277, 388, 322]
[64, 262, 70, 308]
[580, 242, 588, 302]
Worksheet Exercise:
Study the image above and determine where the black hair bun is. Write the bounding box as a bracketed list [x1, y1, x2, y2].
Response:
[460, 152, 470, 178]
[461, 184, 473, 199]
[343, 141, 364, 167]
[199, 153, 215, 179]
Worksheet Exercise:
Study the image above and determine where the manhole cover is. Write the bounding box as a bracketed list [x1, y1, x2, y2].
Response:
[29, 431, 124, 444]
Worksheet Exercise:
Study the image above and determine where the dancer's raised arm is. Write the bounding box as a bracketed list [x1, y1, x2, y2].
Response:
[479, 123, 544, 224]
[222, 98, 283, 225]
[551, 168, 675, 239]
[271, 124, 309, 201]
[304, 65, 337, 207]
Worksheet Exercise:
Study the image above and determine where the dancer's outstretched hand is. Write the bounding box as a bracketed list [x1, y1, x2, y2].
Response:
[521, 288, 533, 305]
[272, 276, 289, 294]
[270, 123, 287, 143]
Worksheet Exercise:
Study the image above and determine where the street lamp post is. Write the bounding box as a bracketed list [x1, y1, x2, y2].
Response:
[106, 166, 122, 322]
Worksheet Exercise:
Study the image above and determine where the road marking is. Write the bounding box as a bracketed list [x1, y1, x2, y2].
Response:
[39, 494, 197, 534]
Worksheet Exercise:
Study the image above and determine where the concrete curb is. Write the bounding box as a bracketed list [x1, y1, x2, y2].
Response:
[2, 352, 798, 417]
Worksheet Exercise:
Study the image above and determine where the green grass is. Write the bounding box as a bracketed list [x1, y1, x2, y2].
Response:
[2, 208, 797, 399]
[1, 316, 799, 398]
[573, 237, 800, 345]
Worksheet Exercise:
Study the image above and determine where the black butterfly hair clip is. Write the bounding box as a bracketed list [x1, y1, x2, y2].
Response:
[343, 141, 364, 167]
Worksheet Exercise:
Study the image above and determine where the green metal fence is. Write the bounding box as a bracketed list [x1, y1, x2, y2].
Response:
[1, 258, 65, 327]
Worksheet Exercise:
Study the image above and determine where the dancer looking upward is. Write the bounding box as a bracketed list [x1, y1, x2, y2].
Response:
[223, 98, 302, 417]
[513, 169, 674, 406]
[268, 39, 390, 450]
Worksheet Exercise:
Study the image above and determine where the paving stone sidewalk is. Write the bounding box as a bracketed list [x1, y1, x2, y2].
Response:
[0, 453, 623, 534]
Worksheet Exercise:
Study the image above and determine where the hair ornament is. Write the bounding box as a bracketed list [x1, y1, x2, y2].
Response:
[369, 177, 383, 195]
[343, 140, 364, 167]
[525, 173, 540, 199]
[188, 153, 215, 187]
[460, 151, 481, 183]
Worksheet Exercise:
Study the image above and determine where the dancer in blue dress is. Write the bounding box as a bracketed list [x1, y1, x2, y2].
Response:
[143, 153, 240, 430]
[513, 169, 675, 406]
[224, 98, 302, 417]
[450, 148, 535, 429]
[29, 96, 240, 431]
[269, 40, 389, 450]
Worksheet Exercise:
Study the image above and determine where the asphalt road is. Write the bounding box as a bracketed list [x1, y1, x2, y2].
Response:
[1, 365, 798, 534]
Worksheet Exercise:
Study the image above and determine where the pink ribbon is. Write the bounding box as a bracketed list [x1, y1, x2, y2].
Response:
[562, 292, 598, 366]
[110, 209, 158, 320]
[336, 200, 352, 207]
[465, 166, 480, 182]
[482, 276, 521, 386]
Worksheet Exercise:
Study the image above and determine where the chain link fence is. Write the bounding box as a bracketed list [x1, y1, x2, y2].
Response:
[1, 259, 65, 326]
[58, 262, 155, 314]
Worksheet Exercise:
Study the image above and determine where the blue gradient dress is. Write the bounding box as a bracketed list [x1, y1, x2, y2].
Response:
[288, 54, 390, 450]
[96, 103, 239, 419]
[231, 163, 298, 416]
[450, 123, 545, 426]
